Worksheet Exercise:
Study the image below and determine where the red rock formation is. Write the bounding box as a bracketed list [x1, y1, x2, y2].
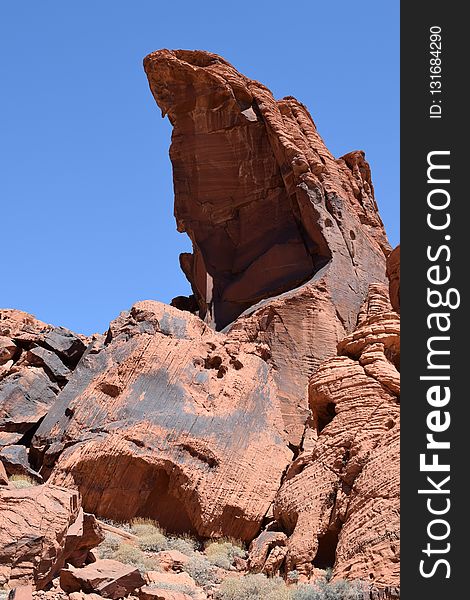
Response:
[60, 560, 145, 599]
[32, 301, 292, 542]
[144, 49, 390, 446]
[386, 245, 400, 313]
[0, 309, 88, 454]
[270, 284, 399, 587]
[0, 484, 103, 589]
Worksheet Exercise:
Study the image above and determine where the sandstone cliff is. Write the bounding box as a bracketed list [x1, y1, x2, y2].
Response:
[0, 50, 399, 599]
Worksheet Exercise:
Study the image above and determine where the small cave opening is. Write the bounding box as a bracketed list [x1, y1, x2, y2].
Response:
[314, 402, 336, 434]
[313, 528, 340, 570]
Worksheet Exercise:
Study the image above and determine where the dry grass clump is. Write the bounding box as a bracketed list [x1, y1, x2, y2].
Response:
[9, 474, 38, 488]
[205, 538, 246, 569]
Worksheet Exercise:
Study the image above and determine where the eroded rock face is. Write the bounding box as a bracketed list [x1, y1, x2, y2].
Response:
[0, 484, 103, 589]
[144, 49, 389, 330]
[271, 285, 399, 587]
[32, 301, 292, 542]
[144, 49, 391, 447]
[0, 310, 88, 448]
[386, 245, 400, 313]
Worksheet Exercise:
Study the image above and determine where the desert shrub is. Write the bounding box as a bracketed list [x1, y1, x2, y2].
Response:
[138, 532, 169, 552]
[287, 570, 300, 583]
[185, 554, 220, 586]
[205, 539, 246, 569]
[167, 534, 199, 555]
[130, 518, 164, 537]
[215, 574, 291, 600]
[97, 533, 122, 559]
[9, 474, 38, 488]
[292, 579, 368, 600]
[109, 542, 157, 572]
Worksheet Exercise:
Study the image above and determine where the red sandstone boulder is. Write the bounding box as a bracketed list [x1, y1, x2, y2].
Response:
[32, 301, 292, 542]
[0, 484, 104, 589]
[60, 559, 145, 599]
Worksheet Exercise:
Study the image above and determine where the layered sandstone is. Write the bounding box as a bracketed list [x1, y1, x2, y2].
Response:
[32, 301, 292, 542]
[0, 484, 103, 589]
[0, 309, 88, 451]
[144, 49, 390, 446]
[267, 285, 399, 587]
[386, 245, 400, 313]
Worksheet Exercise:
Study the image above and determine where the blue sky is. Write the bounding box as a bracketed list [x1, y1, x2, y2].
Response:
[0, 1, 399, 335]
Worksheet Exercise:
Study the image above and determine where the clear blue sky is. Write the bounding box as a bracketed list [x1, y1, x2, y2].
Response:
[0, 1, 399, 335]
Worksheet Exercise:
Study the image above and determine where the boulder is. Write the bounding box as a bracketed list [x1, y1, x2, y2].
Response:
[154, 550, 190, 572]
[0, 309, 88, 446]
[0, 459, 8, 485]
[139, 586, 193, 600]
[33, 302, 292, 542]
[0, 484, 104, 589]
[0, 444, 42, 482]
[60, 559, 145, 599]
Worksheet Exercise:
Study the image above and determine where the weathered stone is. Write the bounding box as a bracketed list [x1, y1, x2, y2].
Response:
[144, 49, 390, 447]
[248, 531, 288, 574]
[273, 285, 399, 589]
[0, 459, 8, 485]
[139, 586, 193, 600]
[42, 327, 87, 369]
[386, 245, 400, 314]
[0, 336, 17, 365]
[0, 367, 60, 434]
[24, 347, 70, 383]
[33, 302, 292, 542]
[60, 560, 145, 599]
[0, 484, 103, 589]
[0, 445, 42, 482]
[0, 310, 86, 445]
[7, 585, 33, 600]
[154, 550, 189, 572]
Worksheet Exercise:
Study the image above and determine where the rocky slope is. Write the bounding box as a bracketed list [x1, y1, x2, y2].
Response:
[1, 50, 399, 599]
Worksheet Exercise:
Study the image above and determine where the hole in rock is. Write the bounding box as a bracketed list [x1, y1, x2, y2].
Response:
[349, 230, 356, 240]
[204, 355, 223, 370]
[325, 218, 333, 227]
[313, 528, 340, 570]
[315, 402, 336, 434]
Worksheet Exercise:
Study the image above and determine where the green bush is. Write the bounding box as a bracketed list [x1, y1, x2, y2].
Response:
[215, 574, 291, 600]
[292, 579, 368, 600]
[185, 554, 220, 586]
[205, 540, 246, 569]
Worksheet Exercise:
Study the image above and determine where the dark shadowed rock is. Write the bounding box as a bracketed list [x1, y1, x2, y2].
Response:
[0, 444, 42, 482]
